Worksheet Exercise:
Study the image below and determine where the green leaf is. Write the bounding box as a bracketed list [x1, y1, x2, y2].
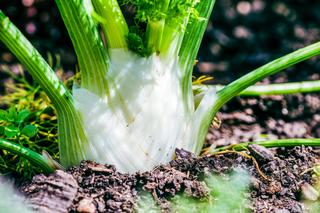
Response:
[7, 107, 17, 122]
[17, 109, 30, 123]
[0, 126, 4, 135]
[4, 126, 20, 138]
[21, 125, 37, 138]
[0, 109, 7, 121]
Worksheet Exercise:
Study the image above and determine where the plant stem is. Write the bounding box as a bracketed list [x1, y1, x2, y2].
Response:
[207, 138, 320, 154]
[179, 0, 216, 71]
[146, 0, 170, 54]
[92, 0, 128, 49]
[179, 0, 216, 112]
[217, 42, 320, 105]
[146, 20, 165, 53]
[55, 0, 109, 97]
[0, 11, 72, 110]
[226, 80, 320, 96]
[0, 138, 55, 174]
[57, 106, 90, 168]
[194, 80, 320, 96]
[195, 41, 320, 155]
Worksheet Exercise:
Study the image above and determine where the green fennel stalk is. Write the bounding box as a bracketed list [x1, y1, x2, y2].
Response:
[55, 0, 110, 97]
[195, 80, 320, 96]
[0, 138, 55, 174]
[208, 138, 320, 154]
[194, 42, 320, 154]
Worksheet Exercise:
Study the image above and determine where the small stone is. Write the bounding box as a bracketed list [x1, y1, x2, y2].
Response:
[87, 164, 114, 173]
[251, 176, 262, 189]
[265, 181, 282, 194]
[175, 148, 196, 159]
[77, 198, 96, 213]
[248, 144, 275, 163]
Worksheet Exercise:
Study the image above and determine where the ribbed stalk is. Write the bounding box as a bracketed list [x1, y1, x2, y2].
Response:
[92, 0, 129, 49]
[146, 20, 165, 53]
[0, 138, 55, 174]
[195, 41, 320, 154]
[195, 80, 320, 96]
[57, 105, 90, 167]
[55, 0, 109, 97]
[146, 0, 170, 54]
[179, 0, 216, 71]
[235, 81, 320, 96]
[179, 0, 216, 112]
[208, 138, 320, 154]
[217, 42, 320, 106]
[159, 25, 179, 56]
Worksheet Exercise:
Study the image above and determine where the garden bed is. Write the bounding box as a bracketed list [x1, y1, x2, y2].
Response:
[23, 146, 318, 212]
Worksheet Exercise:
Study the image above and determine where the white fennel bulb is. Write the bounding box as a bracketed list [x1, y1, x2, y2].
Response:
[73, 49, 216, 173]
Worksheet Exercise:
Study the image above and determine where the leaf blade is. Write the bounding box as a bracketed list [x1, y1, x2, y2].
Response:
[21, 125, 37, 138]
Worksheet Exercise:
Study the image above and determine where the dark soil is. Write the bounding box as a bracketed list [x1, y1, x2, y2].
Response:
[206, 93, 320, 148]
[23, 147, 319, 213]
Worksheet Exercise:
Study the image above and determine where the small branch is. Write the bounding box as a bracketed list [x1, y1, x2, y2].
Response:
[194, 80, 320, 96]
[207, 138, 320, 154]
[0, 138, 55, 174]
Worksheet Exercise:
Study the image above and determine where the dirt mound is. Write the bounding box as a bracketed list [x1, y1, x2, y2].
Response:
[23, 147, 318, 212]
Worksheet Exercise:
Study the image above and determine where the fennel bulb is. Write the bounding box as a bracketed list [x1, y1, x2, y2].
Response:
[73, 49, 216, 172]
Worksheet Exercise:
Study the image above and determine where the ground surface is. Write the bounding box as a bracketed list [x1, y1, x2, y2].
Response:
[23, 147, 318, 212]
[1, 0, 320, 212]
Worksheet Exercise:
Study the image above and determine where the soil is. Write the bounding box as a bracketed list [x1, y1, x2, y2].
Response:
[23, 147, 319, 213]
[206, 93, 320, 148]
